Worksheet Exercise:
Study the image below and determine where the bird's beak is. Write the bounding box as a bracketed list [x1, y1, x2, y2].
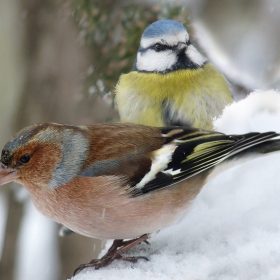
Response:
[176, 42, 187, 55]
[0, 164, 18, 185]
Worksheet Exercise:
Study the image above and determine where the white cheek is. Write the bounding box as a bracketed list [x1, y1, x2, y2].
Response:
[186, 45, 206, 66]
[136, 50, 177, 72]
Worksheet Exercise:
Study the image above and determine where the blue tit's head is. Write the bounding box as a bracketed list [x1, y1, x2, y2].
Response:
[133, 19, 207, 73]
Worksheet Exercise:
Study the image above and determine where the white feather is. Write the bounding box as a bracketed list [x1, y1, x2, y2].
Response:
[163, 168, 181, 176]
[135, 143, 176, 189]
[136, 49, 176, 72]
[186, 45, 207, 66]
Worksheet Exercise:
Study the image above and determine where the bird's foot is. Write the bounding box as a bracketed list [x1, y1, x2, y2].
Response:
[73, 234, 149, 275]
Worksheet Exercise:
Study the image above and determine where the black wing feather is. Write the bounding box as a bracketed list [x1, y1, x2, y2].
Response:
[137, 129, 279, 195]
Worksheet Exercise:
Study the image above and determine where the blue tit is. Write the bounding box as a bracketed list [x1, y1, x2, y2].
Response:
[115, 19, 233, 130]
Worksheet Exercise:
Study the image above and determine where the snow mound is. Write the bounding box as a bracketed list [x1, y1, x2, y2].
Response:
[73, 90, 280, 280]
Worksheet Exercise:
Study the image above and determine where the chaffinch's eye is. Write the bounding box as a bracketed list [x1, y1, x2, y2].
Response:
[20, 154, 31, 164]
[154, 43, 164, 52]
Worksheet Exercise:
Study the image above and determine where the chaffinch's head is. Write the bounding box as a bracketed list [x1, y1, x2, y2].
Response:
[0, 123, 89, 188]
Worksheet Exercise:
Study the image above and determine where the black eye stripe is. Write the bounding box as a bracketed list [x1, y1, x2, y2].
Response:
[154, 43, 165, 52]
[138, 45, 170, 54]
[153, 43, 172, 52]
[140, 42, 189, 54]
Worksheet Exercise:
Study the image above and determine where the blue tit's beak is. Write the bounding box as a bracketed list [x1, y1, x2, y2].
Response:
[175, 42, 187, 55]
[0, 163, 18, 185]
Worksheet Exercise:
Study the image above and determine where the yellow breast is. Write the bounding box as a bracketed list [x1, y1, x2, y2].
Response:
[115, 63, 233, 130]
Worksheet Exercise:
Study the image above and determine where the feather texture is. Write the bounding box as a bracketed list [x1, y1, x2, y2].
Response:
[0, 123, 279, 241]
[116, 64, 232, 130]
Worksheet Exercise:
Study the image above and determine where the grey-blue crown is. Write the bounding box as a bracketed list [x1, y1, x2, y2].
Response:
[142, 20, 186, 39]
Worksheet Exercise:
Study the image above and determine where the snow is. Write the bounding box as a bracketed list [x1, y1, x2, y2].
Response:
[214, 90, 280, 134]
[71, 90, 280, 279]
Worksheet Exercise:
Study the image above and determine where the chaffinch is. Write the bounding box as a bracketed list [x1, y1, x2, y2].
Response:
[0, 122, 278, 274]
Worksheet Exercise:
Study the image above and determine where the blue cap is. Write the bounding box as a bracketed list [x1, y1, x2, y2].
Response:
[142, 20, 186, 39]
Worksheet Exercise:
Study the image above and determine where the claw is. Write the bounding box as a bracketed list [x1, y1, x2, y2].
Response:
[73, 234, 149, 275]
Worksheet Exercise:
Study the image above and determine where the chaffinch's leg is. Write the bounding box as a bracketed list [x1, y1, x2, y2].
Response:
[73, 234, 149, 275]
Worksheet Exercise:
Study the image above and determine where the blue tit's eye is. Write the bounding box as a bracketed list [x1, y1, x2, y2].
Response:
[154, 43, 164, 52]
[20, 154, 31, 164]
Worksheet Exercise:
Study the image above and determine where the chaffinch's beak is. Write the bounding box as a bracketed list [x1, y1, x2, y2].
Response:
[0, 164, 18, 185]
